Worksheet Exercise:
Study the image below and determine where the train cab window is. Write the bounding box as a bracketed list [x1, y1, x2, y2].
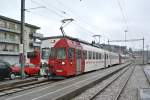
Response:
[96, 52, 98, 59]
[76, 49, 81, 59]
[57, 48, 66, 59]
[68, 48, 74, 59]
[99, 53, 101, 59]
[49, 48, 56, 58]
[88, 51, 92, 59]
[42, 48, 50, 59]
[93, 52, 95, 59]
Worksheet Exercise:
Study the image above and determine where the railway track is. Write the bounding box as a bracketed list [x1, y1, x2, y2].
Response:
[0, 63, 131, 100]
[0, 78, 55, 96]
[0, 65, 121, 97]
[90, 65, 135, 100]
[72, 64, 135, 100]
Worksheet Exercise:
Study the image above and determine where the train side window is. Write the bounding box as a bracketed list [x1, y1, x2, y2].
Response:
[93, 52, 95, 59]
[88, 51, 92, 59]
[99, 53, 101, 59]
[68, 48, 74, 59]
[96, 52, 98, 59]
[104, 53, 107, 59]
[76, 49, 81, 59]
[83, 50, 87, 59]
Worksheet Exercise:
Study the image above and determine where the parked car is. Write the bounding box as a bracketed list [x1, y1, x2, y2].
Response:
[11, 63, 40, 76]
[0, 60, 16, 80]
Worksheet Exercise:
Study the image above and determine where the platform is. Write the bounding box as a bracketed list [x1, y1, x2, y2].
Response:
[139, 88, 150, 100]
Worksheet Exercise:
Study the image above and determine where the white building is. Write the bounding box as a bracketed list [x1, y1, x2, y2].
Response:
[0, 15, 43, 64]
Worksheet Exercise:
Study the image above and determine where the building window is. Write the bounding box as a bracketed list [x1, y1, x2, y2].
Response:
[4, 33, 7, 39]
[16, 24, 21, 31]
[9, 22, 16, 30]
[0, 20, 5, 28]
[30, 28, 35, 34]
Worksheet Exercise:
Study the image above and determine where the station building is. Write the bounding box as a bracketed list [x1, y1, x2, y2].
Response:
[0, 15, 43, 64]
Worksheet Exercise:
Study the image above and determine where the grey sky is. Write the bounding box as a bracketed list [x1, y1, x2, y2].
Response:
[0, 0, 150, 50]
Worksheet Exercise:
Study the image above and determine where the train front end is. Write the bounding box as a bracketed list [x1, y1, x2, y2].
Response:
[48, 38, 77, 77]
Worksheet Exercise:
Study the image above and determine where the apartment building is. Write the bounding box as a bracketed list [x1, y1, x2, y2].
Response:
[0, 15, 43, 64]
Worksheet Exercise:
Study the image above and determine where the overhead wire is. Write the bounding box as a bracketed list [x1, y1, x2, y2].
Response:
[30, 0, 64, 18]
[29, 0, 108, 43]
[116, 0, 128, 30]
[54, 0, 105, 43]
[55, 0, 99, 32]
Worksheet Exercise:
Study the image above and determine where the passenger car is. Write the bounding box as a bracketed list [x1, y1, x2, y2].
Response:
[11, 63, 40, 76]
[0, 60, 16, 80]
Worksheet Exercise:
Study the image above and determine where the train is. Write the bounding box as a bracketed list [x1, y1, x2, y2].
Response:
[27, 36, 130, 77]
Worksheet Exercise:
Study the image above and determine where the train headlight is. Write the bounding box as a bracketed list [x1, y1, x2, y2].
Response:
[61, 61, 65, 65]
[56, 70, 63, 72]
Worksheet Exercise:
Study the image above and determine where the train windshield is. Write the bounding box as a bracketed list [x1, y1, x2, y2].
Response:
[42, 48, 50, 59]
[50, 48, 66, 59]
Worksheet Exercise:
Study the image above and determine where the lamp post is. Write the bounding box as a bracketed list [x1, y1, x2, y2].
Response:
[124, 30, 128, 56]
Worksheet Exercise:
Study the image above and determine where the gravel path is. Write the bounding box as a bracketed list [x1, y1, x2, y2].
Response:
[72, 64, 132, 100]
[119, 65, 149, 100]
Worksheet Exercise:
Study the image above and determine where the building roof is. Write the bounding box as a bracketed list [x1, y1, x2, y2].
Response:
[0, 15, 40, 29]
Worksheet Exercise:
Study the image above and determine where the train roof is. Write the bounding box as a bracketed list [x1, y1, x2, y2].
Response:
[42, 35, 119, 54]
[42, 35, 101, 47]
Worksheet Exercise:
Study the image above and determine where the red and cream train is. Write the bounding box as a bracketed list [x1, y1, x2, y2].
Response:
[35, 36, 129, 77]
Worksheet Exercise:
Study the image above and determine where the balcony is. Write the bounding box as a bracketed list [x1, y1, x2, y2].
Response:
[30, 33, 43, 39]
[0, 51, 19, 55]
[29, 42, 41, 47]
[0, 38, 20, 44]
[0, 27, 20, 34]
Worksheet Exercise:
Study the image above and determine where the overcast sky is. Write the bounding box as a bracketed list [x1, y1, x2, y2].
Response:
[0, 0, 150, 50]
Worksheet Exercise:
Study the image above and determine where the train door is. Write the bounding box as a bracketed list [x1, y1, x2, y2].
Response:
[68, 48, 75, 74]
[76, 49, 81, 74]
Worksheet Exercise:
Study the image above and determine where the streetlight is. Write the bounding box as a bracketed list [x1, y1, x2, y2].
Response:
[124, 30, 128, 56]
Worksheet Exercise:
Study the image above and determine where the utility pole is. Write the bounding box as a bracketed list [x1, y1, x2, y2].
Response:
[108, 39, 111, 52]
[146, 45, 149, 64]
[20, 0, 25, 79]
[124, 30, 128, 56]
[143, 37, 144, 64]
[93, 35, 101, 44]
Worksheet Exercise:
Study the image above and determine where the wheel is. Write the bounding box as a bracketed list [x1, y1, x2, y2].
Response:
[10, 73, 16, 80]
